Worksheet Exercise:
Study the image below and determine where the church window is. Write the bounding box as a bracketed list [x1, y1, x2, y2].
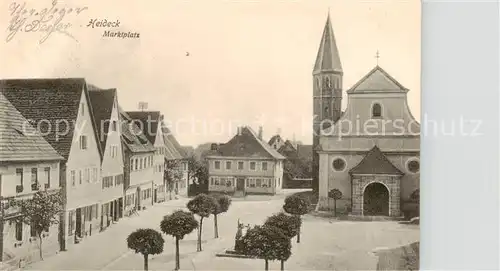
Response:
[332, 158, 346, 171]
[372, 103, 382, 118]
[407, 159, 420, 173]
[324, 77, 331, 88]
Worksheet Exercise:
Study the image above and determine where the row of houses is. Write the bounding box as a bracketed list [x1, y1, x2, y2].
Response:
[0, 78, 189, 266]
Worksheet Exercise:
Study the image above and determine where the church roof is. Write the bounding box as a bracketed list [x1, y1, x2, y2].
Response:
[349, 145, 403, 175]
[313, 14, 343, 74]
[347, 66, 407, 93]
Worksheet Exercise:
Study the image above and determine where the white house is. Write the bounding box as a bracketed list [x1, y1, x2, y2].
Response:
[1, 79, 103, 250]
[0, 91, 63, 265]
[88, 89, 125, 230]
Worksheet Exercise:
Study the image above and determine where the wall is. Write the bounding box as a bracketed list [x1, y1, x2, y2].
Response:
[317, 90, 420, 213]
[65, 90, 102, 211]
[100, 96, 125, 205]
[129, 152, 154, 189]
[208, 157, 276, 177]
[2, 221, 59, 267]
[152, 128, 165, 188]
[0, 161, 60, 198]
[207, 157, 279, 195]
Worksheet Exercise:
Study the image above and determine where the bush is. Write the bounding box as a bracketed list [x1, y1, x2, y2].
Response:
[264, 212, 301, 239]
[241, 225, 292, 271]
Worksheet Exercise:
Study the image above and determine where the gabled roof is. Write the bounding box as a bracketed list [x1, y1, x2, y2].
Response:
[0, 78, 102, 160]
[313, 14, 343, 74]
[0, 92, 63, 162]
[126, 111, 161, 145]
[160, 123, 186, 160]
[88, 89, 117, 156]
[268, 134, 283, 146]
[213, 126, 285, 160]
[278, 140, 298, 158]
[347, 66, 407, 93]
[349, 145, 403, 175]
[119, 107, 155, 154]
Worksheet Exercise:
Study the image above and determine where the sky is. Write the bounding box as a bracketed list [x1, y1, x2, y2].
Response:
[0, 0, 421, 147]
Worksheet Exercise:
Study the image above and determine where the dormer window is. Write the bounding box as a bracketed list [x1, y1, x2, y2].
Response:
[371, 103, 382, 118]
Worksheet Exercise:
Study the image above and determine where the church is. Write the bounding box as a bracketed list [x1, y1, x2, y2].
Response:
[312, 14, 420, 217]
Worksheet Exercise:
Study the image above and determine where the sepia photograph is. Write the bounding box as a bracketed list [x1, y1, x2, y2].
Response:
[0, 0, 420, 270]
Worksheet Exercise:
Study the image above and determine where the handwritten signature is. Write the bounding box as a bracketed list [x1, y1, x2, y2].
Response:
[6, 0, 88, 44]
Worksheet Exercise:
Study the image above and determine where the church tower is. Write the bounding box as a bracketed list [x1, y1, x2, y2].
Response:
[312, 13, 343, 194]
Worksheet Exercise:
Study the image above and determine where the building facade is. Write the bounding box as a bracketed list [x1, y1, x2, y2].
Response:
[120, 110, 156, 215]
[88, 89, 125, 231]
[1, 79, 103, 250]
[0, 92, 63, 265]
[313, 16, 420, 217]
[206, 126, 285, 196]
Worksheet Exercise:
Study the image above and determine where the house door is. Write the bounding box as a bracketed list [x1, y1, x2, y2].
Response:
[236, 178, 245, 191]
[363, 182, 390, 216]
[75, 208, 82, 238]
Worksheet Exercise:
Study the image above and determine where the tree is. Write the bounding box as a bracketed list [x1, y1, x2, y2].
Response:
[283, 194, 310, 243]
[241, 225, 292, 271]
[160, 210, 198, 270]
[165, 160, 184, 199]
[264, 213, 301, 269]
[126, 229, 164, 271]
[186, 156, 209, 195]
[264, 212, 301, 240]
[328, 189, 343, 217]
[187, 194, 217, 251]
[13, 190, 63, 260]
[210, 194, 232, 238]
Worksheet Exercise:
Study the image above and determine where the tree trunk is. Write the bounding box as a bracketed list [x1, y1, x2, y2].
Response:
[175, 237, 180, 270]
[281, 260, 285, 271]
[214, 214, 219, 238]
[143, 254, 148, 271]
[264, 259, 269, 271]
[296, 215, 301, 243]
[198, 217, 203, 251]
[334, 199, 337, 217]
[38, 232, 44, 260]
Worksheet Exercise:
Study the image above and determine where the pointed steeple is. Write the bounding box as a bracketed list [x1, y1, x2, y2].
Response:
[313, 13, 343, 74]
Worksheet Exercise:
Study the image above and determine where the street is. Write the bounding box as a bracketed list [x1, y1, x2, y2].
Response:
[25, 191, 419, 270]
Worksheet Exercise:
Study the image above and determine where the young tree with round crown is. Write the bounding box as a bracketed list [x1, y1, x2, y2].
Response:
[160, 210, 199, 270]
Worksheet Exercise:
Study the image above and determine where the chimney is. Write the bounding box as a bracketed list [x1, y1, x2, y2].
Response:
[237, 126, 242, 136]
[258, 126, 263, 140]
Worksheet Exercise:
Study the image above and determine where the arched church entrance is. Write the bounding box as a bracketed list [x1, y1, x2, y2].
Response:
[363, 182, 389, 216]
